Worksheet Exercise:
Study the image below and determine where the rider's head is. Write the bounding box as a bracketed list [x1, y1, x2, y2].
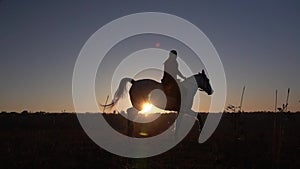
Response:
[169, 50, 177, 58]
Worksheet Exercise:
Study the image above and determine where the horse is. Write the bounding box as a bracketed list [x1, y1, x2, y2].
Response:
[103, 70, 213, 131]
[104, 69, 213, 111]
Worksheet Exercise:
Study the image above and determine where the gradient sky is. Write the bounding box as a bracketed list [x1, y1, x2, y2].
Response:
[0, 0, 299, 112]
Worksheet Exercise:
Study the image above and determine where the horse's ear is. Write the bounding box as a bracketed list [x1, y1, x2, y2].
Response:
[202, 69, 205, 75]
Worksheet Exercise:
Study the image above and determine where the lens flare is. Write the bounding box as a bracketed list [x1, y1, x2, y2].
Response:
[141, 102, 153, 113]
[155, 42, 160, 47]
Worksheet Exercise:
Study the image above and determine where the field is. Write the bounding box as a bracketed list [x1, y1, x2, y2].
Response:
[0, 112, 299, 169]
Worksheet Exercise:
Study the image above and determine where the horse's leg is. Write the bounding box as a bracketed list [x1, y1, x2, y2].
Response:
[127, 107, 138, 137]
[174, 91, 194, 140]
[175, 111, 183, 141]
[175, 106, 196, 140]
[183, 110, 203, 131]
[174, 109, 201, 142]
[197, 113, 204, 130]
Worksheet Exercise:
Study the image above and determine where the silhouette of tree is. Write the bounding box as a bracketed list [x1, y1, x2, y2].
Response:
[21, 110, 29, 114]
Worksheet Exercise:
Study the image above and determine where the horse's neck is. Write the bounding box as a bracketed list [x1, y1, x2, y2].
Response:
[181, 78, 198, 95]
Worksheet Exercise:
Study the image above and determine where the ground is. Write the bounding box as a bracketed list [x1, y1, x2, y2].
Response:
[0, 112, 299, 169]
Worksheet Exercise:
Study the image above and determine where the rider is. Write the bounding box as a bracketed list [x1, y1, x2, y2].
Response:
[161, 50, 186, 96]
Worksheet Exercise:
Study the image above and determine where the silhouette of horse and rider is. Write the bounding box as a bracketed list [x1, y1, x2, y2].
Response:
[103, 50, 213, 134]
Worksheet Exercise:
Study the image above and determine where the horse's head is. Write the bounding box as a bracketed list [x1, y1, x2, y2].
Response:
[194, 70, 213, 95]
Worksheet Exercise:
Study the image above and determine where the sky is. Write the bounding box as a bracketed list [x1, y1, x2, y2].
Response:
[0, 0, 299, 112]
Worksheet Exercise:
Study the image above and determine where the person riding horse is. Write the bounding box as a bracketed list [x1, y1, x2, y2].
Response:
[161, 50, 186, 99]
[102, 50, 213, 136]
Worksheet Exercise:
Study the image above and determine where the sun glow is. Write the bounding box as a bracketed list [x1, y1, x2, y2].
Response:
[141, 103, 153, 113]
[139, 102, 170, 115]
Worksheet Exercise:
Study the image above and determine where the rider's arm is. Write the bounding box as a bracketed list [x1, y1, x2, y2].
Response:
[177, 70, 186, 80]
[175, 61, 186, 80]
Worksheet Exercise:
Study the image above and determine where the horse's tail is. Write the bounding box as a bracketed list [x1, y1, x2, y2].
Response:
[101, 78, 135, 109]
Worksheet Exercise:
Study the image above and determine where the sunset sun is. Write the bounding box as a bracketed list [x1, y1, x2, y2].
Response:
[141, 102, 153, 114]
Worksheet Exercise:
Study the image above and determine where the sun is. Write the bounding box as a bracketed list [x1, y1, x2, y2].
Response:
[141, 102, 153, 113]
[140, 102, 168, 115]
